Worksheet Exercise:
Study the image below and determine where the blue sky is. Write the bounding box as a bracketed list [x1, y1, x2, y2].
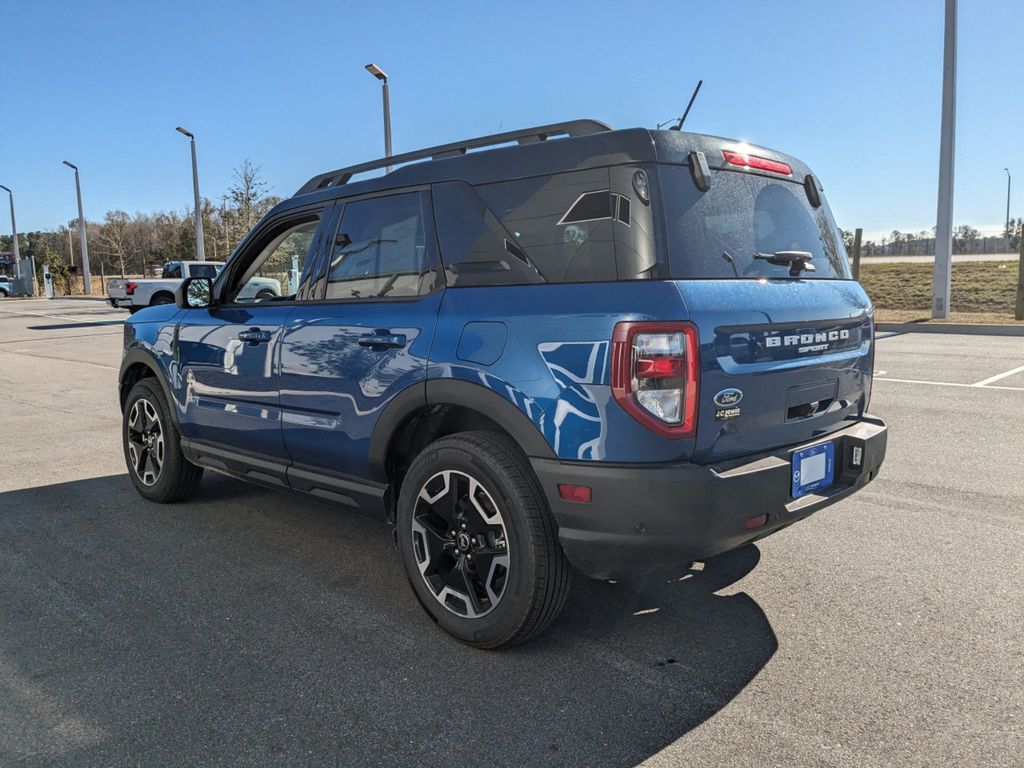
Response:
[2, 0, 1021, 240]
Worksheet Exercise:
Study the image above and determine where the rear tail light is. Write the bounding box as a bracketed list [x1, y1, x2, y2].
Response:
[722, 150, 792, 176]
[611, 322, 700, 439]
[125, 281, 138, 295]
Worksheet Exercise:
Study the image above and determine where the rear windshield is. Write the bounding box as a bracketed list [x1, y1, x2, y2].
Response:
[660, 167, 850, 279]
[188, 263, 220, 279]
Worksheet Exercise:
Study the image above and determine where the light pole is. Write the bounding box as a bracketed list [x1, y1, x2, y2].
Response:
[176, 126, 206, 261]
[0, 184, 20, 277]
[365, 63, 392, 173]
[1003, 168, 1011, 250]
[0, 184, 36, 295]
[62, 161, 92, 295]
[931, 0, 957, 319]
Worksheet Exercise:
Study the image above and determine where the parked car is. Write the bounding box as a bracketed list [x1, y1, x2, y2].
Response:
[0, 275, 11, 297]
[107, 261, 282, 312]
[118, 119, 887, 648]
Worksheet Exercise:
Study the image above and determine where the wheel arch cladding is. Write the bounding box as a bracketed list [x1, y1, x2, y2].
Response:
[369, 379, 556, 484]
[118, 349, 177, 423]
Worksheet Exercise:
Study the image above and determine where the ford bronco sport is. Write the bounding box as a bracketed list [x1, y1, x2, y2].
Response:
[118, 120, 887, 648]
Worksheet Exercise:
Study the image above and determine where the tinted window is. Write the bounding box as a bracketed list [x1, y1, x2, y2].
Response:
[661, 167, 850, 279]
[433, 168, 658, 286]
[432, 181, 545, 287]
[476, 169, 617, 282]
[559, 191, 613, 224]
[325, 192, 437, 300]
[162, 263, 182, 279]
[189, 263, 219, 279]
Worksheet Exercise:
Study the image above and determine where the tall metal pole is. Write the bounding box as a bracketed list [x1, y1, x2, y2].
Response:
[382, 79, 393, 173]
[365, 64, 392, 173]
[1003, 168, 1011, 250]
[0, 185, 20, 281]
[63, 161, 91, 295]
[177, 127, 205, 261]
[931, 0, 957, 319]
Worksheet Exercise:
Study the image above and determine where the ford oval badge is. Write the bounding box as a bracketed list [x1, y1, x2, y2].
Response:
[713, 388, 743, 407]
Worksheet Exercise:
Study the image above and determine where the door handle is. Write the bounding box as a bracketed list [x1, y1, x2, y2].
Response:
[358, 329, 407, 349]
[237, 327, 273, 344]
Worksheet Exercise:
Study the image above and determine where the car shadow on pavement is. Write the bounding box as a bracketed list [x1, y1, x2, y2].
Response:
[0, 473, 777, 768]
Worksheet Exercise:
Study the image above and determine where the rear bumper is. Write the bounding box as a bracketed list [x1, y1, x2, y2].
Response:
[531, 416, 887, 579]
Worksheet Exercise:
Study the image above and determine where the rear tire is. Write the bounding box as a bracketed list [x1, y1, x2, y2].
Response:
[0, 289, 8, 298]
[396, 431, 571, 649]
[122, 379, 203, 503]
[150, 293, 174, 306]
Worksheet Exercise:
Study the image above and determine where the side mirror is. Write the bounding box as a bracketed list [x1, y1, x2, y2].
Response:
[176, 276, 214, 309]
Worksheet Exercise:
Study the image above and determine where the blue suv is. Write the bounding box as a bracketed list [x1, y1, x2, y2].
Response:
[119, 120, 887, 648]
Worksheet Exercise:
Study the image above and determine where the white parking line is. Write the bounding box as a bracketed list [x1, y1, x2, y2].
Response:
[875, 377, 1024, 392]
[972, 364, 1024, 387]
[0, 307, 118, 322]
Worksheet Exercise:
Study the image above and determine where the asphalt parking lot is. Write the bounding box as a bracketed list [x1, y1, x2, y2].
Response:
[1, 297, 1021, 767]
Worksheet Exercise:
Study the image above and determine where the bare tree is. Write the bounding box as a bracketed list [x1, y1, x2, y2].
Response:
[227, 159, 271, 234]
[98, 210, 132, 277]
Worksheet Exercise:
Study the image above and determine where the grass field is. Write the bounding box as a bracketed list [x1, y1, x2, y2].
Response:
[860, 260, 1023, 323]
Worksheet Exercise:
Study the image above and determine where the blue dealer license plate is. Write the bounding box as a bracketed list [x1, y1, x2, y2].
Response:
[791, 441, 835, 498]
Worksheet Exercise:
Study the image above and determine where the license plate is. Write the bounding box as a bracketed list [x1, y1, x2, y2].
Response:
[791, 441, 835, 498]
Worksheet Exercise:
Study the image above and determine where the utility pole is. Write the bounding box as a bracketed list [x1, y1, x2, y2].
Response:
[851, 228, 863, 280]
[931, 0, 957, 319]
[1016, 226, 1024, 321]
[0, 184, 26, 289]
[1004, 168, 1011, 252]
[62, 161, 92, 295]
[176, 127, 206, 260]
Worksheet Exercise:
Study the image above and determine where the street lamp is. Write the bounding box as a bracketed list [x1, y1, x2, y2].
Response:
[176, 126, 206, 261]
[1004, 168, 1012, 251]
[931, 0, 957, 319]
[62, 160, 92, 295]
[365, 63, 393, 173]
[0, 184, 36, 295]
[0, 184, 20, 277]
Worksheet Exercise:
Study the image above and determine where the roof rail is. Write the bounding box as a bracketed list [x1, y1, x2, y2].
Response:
[295, 119, 613, 196]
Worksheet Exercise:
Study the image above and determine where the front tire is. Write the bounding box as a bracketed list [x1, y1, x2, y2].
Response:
[122, 379, 202, 502]
[396, 431, 570, 649]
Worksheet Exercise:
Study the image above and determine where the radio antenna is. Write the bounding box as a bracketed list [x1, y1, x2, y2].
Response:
[673, 80, 703, 131]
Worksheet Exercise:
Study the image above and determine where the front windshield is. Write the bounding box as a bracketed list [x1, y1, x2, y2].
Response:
[660, 166, 851, 279]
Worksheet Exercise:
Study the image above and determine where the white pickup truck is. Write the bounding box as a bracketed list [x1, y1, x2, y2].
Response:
[107, 261, 281, 312]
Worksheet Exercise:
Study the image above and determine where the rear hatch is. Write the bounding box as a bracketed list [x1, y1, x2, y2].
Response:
[107, 278, 129, 299]
[655, 139, 872, 463]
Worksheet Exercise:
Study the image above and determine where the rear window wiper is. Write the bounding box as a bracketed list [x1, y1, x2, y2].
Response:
[754, 250, 816, 277]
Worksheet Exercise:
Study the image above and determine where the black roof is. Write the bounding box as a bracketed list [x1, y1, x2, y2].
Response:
[281, 119, 815, 215]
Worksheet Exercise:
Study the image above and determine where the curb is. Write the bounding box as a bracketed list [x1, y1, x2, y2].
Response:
[877, 322, 1024, 337]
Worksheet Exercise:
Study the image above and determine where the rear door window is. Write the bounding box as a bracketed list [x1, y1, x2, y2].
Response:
[660, 167, 851, 279]
[324, 191, 439, 300]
